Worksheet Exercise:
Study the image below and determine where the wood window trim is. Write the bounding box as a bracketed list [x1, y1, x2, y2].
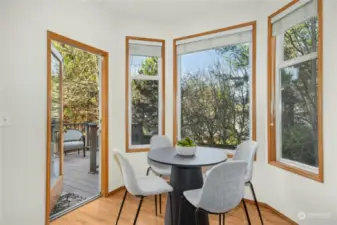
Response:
[172, 21, 257, 155]
[46, 31, 110, 225]
[125, 36, 166, 153]
[267, 0, 324, 183]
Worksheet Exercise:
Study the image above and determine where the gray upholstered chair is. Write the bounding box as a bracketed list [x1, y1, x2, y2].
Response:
[233, 141, 262, 224]
[179, 161, 250, 225]
[63, 129, 85, 156]
[113, 149, 174, 225]
[205, 140, 262, 225]
[147, 135, 172, 215]
[147, 135, 172, 176]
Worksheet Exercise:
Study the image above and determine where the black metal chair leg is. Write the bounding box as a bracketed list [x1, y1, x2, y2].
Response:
[248, 181, 264, 225]
[169, 193, 174, 225]
[159, 194, 162, 214]
[159, 174, 162, 214]
[194, 208, 200, 225]
[146, 168, 157, 216]
[133, 196, 144, 225]
[242, 199, 251, 225]
[115, 190, 127, 225]
[222, 213, 225, 225]
[178, 196, 185, 225]
[219, 214, 221, 225]
[155, 195, 158, 216]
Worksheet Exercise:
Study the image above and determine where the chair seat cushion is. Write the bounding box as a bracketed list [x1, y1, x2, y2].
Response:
[150, 164, 171, 176]
[204, 159, 250, 182]
[184, 188, 202, 207]
[64, 141, 84, 151]
[137, 176, 173, 196]
[205, 170, 251, 183]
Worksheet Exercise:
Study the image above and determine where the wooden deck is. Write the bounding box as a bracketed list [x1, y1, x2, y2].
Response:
[60, 151, 100, 198]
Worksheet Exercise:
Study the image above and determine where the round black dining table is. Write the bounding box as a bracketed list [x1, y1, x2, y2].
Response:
[148, 147, 228, 225]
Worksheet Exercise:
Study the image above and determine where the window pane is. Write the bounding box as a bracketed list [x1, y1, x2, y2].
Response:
[131, 80, 159, 145]
[130, 56, 159, 76]
[180, 44, 251, 149]
[284, 17, 318, 61]
[280, 59, 318, 167]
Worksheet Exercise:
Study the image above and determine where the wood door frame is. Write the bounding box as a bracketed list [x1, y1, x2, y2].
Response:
[49, 46, 64, 212]
[46, 31, 109, 225]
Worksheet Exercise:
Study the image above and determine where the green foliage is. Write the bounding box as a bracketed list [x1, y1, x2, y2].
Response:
[177, 137, 196, 147]
[279, 17, 319, 167]
[284, 18, 318, 60]
[48, 17, 319, 168]
[52, 41, 99, 124]
[180, 44, 250, 149]
[138, 57, 158, 75]
[131, 57, 159, 142]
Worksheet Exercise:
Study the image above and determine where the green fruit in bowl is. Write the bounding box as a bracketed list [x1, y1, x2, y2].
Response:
[177, 137, 196, 147]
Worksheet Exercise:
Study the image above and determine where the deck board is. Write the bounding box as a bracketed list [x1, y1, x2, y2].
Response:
[53, 151, 100, 198]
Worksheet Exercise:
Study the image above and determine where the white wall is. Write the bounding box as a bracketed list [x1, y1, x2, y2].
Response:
[0, 3, 6, 222]
[109, 18, 172, 189]
[0, 0, 117, 224]
[2, 0, 337, 224]
[0, 0, 173, 224]
[167, 1, 337, 224]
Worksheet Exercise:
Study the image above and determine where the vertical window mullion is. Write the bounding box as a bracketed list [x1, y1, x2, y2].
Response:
[158, 58, 162, 136]
[248, 43, 253, 140]
[275, 34, 284, 161]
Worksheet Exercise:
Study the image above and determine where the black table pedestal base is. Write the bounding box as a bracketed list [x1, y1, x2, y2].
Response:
[165, 166, 209, 225]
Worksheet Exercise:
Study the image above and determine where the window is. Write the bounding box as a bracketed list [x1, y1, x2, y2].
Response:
[173, 22, 256, 151]
[268, 0, 323, 181]
[125, 37, 165, 152]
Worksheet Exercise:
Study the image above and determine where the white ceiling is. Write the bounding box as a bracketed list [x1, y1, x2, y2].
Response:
[76, 0, 290, 22]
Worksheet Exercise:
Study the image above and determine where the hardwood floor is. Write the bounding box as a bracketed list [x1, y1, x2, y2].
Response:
[51, 190, 293, 225]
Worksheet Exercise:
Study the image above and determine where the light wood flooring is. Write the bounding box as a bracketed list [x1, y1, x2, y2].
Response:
[51, 190, 293, 225]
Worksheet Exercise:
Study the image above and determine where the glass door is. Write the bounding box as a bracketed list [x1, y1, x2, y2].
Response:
[49, 45, 64, 214]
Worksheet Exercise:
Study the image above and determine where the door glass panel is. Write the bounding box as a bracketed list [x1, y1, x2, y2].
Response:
[50, 53, 62, 187]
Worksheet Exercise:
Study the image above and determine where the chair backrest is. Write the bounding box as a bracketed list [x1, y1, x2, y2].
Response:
[198, 161, 247, 213]
[150, 135, 172, 151]
[233, 140, 258, 182]
[64, 129, 83, 142]
[112, 149, 140, 196]
[148, 135, 172, 165]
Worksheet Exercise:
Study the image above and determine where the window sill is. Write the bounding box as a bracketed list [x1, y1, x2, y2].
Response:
[269, 160, 323, 183]
[126, 147, 150, 153]
[126, 146, 236, 157]
[197, 147, 234, 158]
